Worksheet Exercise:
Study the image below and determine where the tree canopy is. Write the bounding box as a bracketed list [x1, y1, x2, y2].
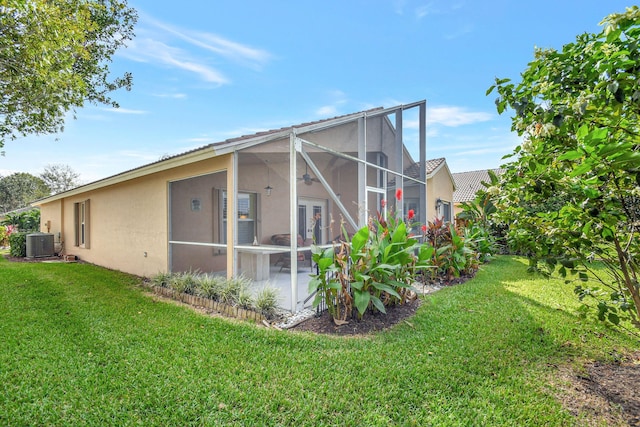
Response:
[489, 7, 640, 328]
[0, 172, 49, 213]
[40, 164, 80, 194]
[0, 0, 136, 145]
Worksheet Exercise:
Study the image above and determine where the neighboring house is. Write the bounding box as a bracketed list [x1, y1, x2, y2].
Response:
[426, 158, 455, 222]
[34, 101, 431, 312]
[452, 168, 503, 217]
[402, 157, 455, 223]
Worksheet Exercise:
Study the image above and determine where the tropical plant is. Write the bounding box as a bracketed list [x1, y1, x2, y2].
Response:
[488, 6, 640, 328]
[309, 190, 430, 320]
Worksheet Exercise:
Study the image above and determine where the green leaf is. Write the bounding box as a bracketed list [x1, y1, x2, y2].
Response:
[350, 226, 369, 261]
[370, 295, 387, 314]
[557, 150, 583, 161]
[354, 290, 370, 315]
[584, 127, 609, 144]
[569, 162, 592, 177]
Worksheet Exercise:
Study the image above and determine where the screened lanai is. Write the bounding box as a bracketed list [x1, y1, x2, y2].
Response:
[168, 101, 427, 312]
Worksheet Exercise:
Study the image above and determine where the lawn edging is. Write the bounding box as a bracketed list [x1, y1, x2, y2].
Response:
[148, 283, 266, 322]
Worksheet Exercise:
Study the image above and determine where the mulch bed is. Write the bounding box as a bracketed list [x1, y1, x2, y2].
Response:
[290, 298, 421, 336]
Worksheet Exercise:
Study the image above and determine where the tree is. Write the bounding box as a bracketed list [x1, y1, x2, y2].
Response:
[489, 6, 640, 329]
[40, 164, 80, 194]
[0, 172, 49, 213]
[0, 0, 137, 145]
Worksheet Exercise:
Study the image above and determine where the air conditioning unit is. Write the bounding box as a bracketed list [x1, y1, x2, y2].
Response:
[26, 233, 55, 258]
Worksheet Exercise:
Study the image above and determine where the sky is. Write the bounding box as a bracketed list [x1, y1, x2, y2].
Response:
[0, 0, 635, 184]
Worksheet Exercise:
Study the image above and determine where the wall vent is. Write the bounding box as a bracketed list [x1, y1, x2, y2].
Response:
[26, 233, 55, 258]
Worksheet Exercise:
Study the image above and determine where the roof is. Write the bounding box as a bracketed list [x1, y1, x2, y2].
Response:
[34, 100, 427, 205]
[425, 157, 446, 175]
[402, 157, 447, 179]
[452, 168, 503, 203]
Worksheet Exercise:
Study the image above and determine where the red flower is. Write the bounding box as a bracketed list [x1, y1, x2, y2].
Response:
[395, 188, 403, 201]
[421, 224, 427, 233]
[381, 199, 387, 208]
[407, 209, 415, 220]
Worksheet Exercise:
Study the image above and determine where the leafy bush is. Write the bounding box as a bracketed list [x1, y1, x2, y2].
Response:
[9, 232, 27, 257]
[0, 225, 8, 247]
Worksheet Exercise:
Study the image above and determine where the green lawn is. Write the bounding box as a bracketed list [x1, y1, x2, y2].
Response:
[0, 255, 636, 426]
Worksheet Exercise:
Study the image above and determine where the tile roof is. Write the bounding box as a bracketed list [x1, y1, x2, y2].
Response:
[452, 168, 503, 203]
[425, 157, 446, 175]
[402, 157, 446, 179]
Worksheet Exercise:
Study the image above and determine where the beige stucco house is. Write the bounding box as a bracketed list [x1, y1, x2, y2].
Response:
[34, 101, 451, 312]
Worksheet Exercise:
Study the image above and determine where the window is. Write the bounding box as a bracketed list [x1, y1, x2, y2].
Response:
[74, 199, 90, 248]
[441, 201, 451, 223]
[221, 191, 257, 244]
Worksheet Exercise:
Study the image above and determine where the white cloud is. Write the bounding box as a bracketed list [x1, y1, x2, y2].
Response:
[316, 105, 338, 116]
[427, 106, 493, 127]
[415, 4, 435, 19]
[137, 14, 272, 71]
[123, 38, 229, 85]
[100, 107, 148, 115]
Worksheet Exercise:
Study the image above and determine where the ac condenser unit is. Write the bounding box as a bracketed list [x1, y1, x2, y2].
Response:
[26, 233, 55, 258]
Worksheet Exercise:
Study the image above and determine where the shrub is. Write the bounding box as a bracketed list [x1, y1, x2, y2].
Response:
[9, 232, 27, 257]
[0, 225, 8, 247]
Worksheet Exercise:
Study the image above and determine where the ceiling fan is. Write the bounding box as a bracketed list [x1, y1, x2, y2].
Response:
[298, 162, 320, 186]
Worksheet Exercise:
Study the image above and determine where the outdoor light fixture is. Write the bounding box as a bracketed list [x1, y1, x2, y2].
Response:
[264, 164, 273, 196]
[435, 198, 443, 209]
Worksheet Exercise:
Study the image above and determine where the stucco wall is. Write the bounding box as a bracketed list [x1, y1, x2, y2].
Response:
[426, 166, 454, 222]
[37, 155, 232, 277]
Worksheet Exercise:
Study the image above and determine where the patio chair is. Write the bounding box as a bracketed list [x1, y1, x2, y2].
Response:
[271, 234, 311, 271]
